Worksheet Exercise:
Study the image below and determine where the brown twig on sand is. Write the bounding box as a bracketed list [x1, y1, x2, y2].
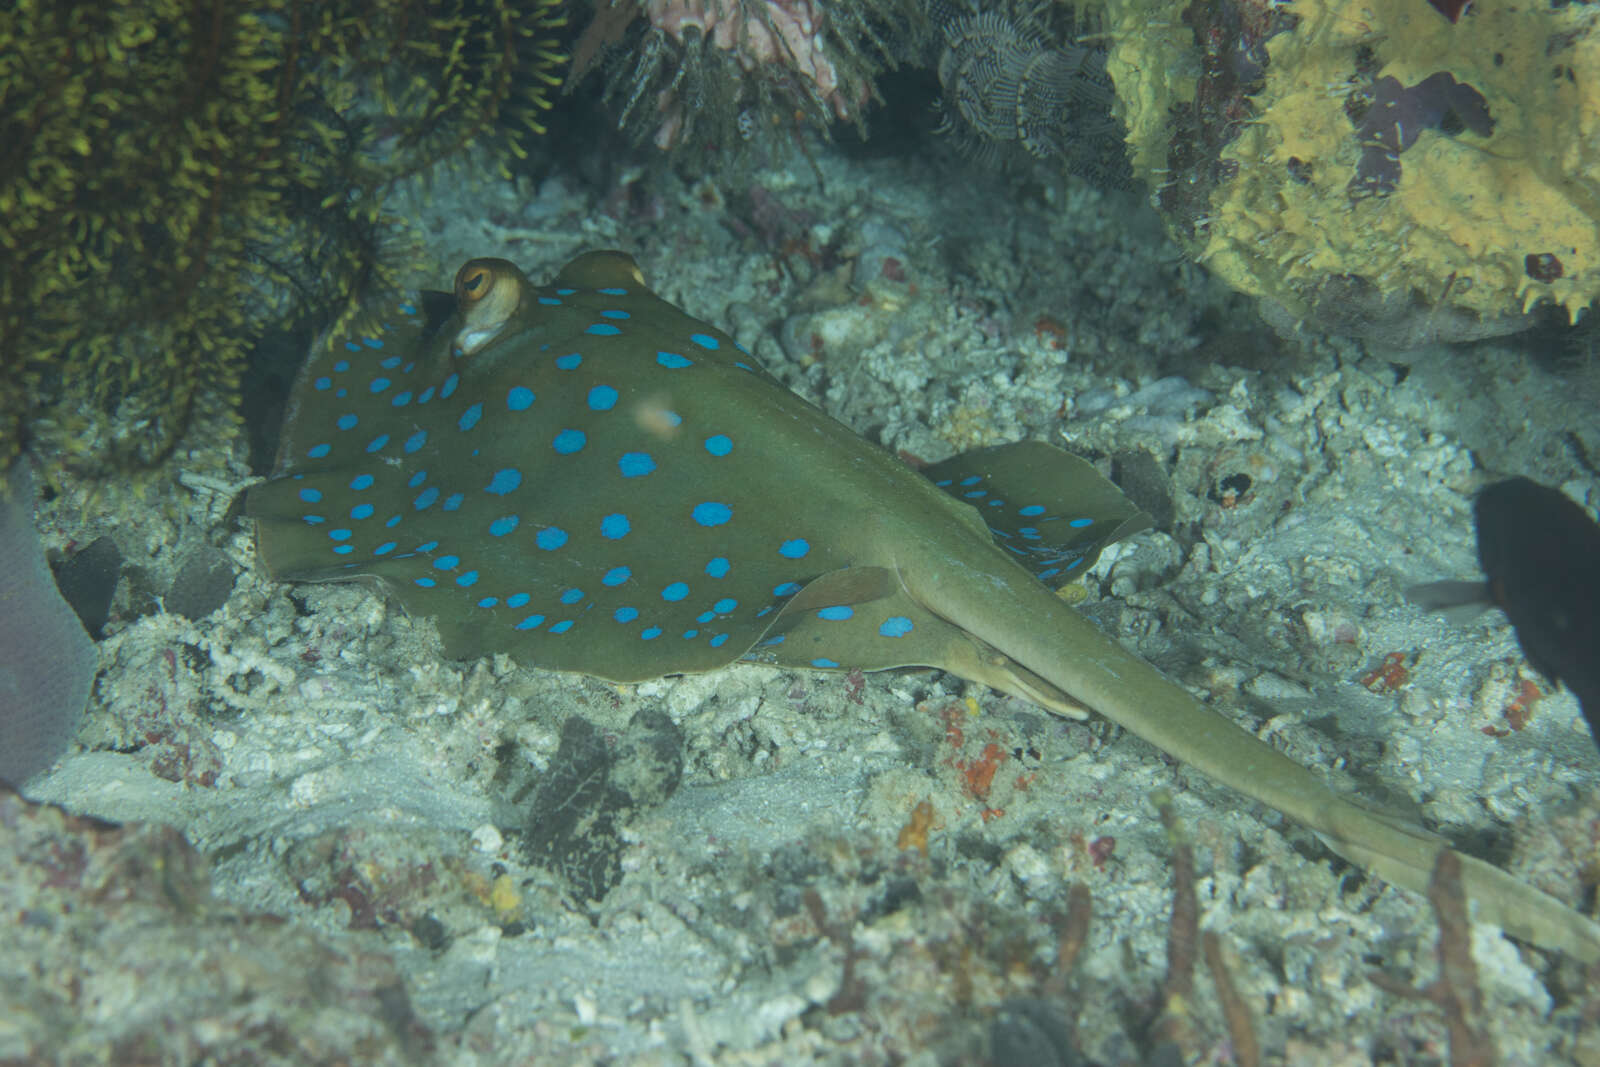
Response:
[1204, 930, 1261, 1067]
[1368, 851, 1496, 1067]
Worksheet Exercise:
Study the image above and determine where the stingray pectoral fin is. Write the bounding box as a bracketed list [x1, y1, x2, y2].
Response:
[925, 442, 1153, 588]
[751, 567, 1091, 719]
[749, 565, 975, 672]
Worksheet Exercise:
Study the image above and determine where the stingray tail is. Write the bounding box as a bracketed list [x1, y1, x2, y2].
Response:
[922, 554, 1600, 962]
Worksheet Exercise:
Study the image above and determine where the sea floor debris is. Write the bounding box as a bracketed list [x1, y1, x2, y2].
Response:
[10, 139, 1600, 1063]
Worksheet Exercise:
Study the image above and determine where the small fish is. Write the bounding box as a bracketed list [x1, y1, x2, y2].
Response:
[247, 252, 1600, 960]
[1409, 476, 1600, 748]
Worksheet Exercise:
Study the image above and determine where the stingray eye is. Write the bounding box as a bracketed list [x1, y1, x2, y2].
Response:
[455, 260, 499, 304]
[453, 258, 524, 355]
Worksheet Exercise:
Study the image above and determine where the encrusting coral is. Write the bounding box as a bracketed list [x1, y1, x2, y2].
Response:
[1102, 0, 1600, 339]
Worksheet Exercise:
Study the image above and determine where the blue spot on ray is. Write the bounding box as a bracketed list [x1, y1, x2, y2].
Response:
[692, 501, 732, 527]
[553, 429, 586, 454]
[536, 527, 569, 550]
[656, 351, 692, 369]
[487, 468, 522, 495]
[601, 513, 631, 539]
[880, 616, 914, 637]
[619, 452, 656, 477]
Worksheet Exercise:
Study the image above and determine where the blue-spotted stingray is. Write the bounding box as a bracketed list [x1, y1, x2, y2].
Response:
[248, 252, 1600, 960]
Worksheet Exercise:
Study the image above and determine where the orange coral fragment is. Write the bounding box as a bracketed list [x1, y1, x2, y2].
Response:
[1359, 651, 1412, 694]
[958, 742, 1008, 800]
[1485, 676, 1545, 736]
[1034, 314, 1068, 350]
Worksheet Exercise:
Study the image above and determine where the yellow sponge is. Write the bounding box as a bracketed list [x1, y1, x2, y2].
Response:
[1105, 0, 1600, 323]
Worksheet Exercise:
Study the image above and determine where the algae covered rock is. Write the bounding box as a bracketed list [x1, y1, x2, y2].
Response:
[1103, 0, 1600, 337]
